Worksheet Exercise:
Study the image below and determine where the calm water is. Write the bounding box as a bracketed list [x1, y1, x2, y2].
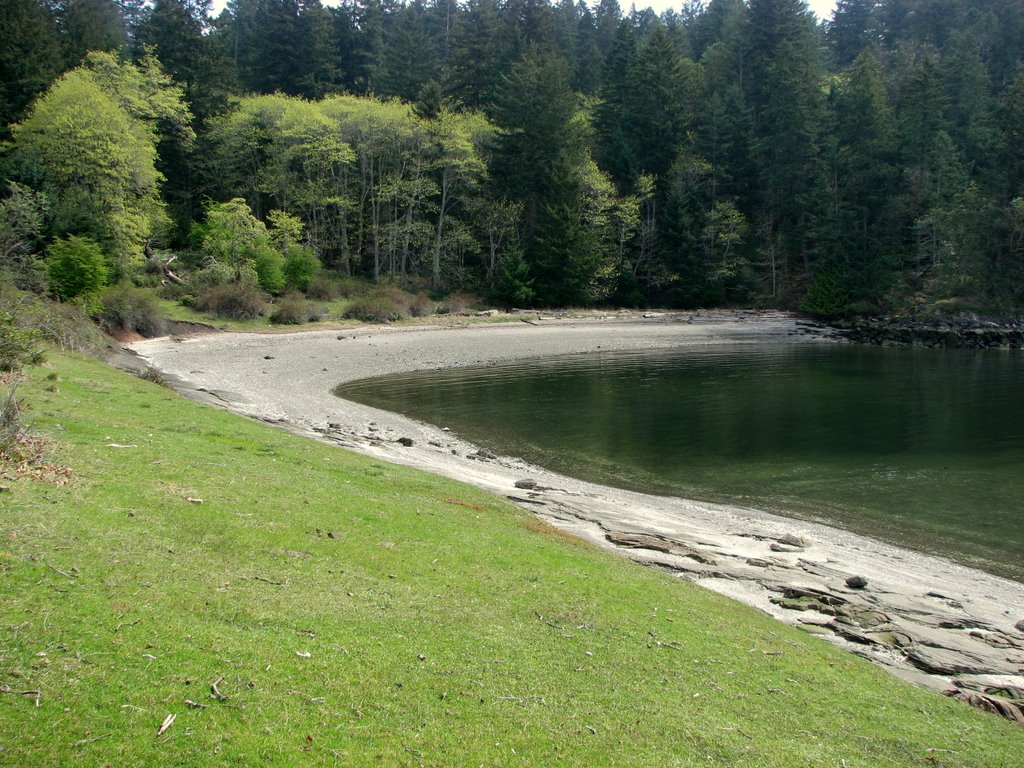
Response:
[336, 344, 1024, 582]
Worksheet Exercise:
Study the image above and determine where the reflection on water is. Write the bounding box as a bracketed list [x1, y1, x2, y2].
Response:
[336, 344, 1024, 582]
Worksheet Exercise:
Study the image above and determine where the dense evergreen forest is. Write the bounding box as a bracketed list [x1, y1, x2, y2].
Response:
[2, 0, 1024, 314]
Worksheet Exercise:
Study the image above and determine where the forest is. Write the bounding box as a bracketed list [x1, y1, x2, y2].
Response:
[2, 0, 1024, 316]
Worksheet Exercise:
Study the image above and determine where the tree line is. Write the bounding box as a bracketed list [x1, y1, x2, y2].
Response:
[2, 0, 1024, 314]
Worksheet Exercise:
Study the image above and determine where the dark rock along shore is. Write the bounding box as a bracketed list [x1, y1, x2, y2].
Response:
[832, 315, 1024, 349]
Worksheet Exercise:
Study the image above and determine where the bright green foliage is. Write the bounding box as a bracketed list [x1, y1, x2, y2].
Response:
[201, 198, 283, 293]
[282, 245, 321, 292]
[46, 235, 109, 303]
[9, 54, 190, 277]
[3, 0, 1024, 312]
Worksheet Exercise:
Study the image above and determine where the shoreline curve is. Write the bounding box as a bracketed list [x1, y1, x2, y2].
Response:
[127, 311, 1024, 697]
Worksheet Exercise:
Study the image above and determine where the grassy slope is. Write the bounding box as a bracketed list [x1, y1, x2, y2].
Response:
[1, 354, 1022, 767]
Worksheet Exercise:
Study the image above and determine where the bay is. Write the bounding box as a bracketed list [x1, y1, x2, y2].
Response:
[335, 343, 1024, 582]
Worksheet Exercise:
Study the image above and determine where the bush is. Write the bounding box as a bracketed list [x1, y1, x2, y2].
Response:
[800, 265, 853, 320]
[437, 291, 483, 314]
[408, 294, 437, 317]
[343, 285, 414, 323]
[307, 274, 369, 301]
[99, 284, 167, 337]
[0, 378, 23, 455]
[0, 311, 43, 372]
[283, 246, 321, 293]
[137, 367, 169, 387]
[253, 247, 285, 295]
[306, 274, 342, 301]
[0, 278, 107, 356]
[195, 283, 268, 320]
[47, 235, 108, 303]
[270, 295, 328, 325]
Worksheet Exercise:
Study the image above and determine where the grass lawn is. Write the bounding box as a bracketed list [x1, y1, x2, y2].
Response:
[1, 352, 1022, 766]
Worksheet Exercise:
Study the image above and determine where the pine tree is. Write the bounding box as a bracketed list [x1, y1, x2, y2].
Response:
[57, 0, 126, 66]
[295, 0, 343, 99]
[446, 0, 506, 111]
[827, 0, 876, 69]
[593, 19, 637, 189]
[0, 0, 63, 128]
[745, 0, 827, 290]
[623, 23, 700, 182]
[378, 2, 438, 101]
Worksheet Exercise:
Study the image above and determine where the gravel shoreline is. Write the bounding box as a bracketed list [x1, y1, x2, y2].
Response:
[128, 312, 1024, 699]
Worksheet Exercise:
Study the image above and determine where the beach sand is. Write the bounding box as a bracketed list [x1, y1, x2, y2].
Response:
[127, 312, 1024, 694]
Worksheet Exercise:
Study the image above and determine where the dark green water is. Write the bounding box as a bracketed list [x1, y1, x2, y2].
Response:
[335, 344, 1024, 582]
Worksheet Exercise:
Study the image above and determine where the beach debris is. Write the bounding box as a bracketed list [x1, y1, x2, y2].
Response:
[327, 531, 342, 540]
[185, 497, 203, 504]
[106, 443, 137, 449]
[0, 686, 41, 707]
[296, 651, 311, 658]
[184, 699, 207, 709]
[156, 713, 176, 737]
[263, 355, 275, 360]
[1015, 620, 1024, 633]
[395, 437, 414, 447]
[210, 677, 228, 701]
[846, 575, 868, 589]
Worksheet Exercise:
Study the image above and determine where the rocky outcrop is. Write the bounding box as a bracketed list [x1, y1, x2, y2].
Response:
[833, 315, 1024, 349]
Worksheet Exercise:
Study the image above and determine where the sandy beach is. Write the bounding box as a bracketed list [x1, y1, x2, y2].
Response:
[127, 312, 1024, 695]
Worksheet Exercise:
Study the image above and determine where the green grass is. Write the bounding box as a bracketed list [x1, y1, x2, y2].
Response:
[1, 353, 1022, 766]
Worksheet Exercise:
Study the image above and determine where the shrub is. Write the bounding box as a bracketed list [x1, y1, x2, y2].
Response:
[137, 367, 169, 387]
[490, 247, 535, 309]
[438, 291, 483, 314]
[408, 294, 437, 317]
[308, 274, 370, 301]
[306, 274, 342, 301]
[0, 378, 23, 454]
[194, 260, 235, 290]
[0, 278, 107, 356]
[0, 312, 41, 372]
[47, 235, 108, 303]
[99, 284, 167, 337]
[253, 247, 285, 295]
[343, 285, 414, 323]
[800, 265, 853, 320]
[195, 283, 268, 320]
[283, 246, 321, 293]
[270, 295, 328, 325]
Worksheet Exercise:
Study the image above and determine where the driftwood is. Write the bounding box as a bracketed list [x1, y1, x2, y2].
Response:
[152, 253, 189, 287]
